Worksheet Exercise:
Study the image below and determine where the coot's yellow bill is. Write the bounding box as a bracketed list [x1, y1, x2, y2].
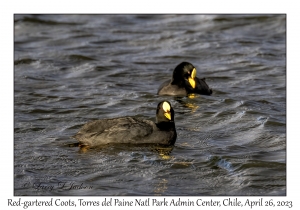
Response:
[163, 101, 171, 120]
[188, 68, 196, 88]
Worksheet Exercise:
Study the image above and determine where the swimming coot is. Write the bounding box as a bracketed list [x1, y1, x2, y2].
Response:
[157, 62, 212, 96]
[73, 101, 177, 148]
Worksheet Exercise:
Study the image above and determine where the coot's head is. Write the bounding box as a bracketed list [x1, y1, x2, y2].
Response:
[172, 62, 197, 89]
[156, 101, 175, 123]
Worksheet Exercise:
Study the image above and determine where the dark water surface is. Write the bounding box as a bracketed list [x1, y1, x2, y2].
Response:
[14, 14, 286, 196]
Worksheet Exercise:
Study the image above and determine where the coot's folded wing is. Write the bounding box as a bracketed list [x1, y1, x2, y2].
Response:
[73, 117, 154, 147]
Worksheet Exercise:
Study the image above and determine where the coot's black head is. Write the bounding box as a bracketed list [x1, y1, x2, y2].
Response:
[156, 101, 175, 123]
[172, 62, 197, 89]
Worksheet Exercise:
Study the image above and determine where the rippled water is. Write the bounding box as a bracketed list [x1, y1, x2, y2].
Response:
[14, 14, 286, 196]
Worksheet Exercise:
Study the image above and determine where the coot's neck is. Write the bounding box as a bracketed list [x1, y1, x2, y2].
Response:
[171, 78, 185, 87]
[156, 121, 177, 145]
[156, 121, 176, 131]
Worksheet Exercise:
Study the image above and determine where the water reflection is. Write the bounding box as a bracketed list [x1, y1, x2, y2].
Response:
[153, 178, 168, 195]
[175, 96, 200, 113]
[153, 146, 174, 160]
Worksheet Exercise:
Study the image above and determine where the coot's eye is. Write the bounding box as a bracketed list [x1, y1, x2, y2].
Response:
[184, 73, 190, 78]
